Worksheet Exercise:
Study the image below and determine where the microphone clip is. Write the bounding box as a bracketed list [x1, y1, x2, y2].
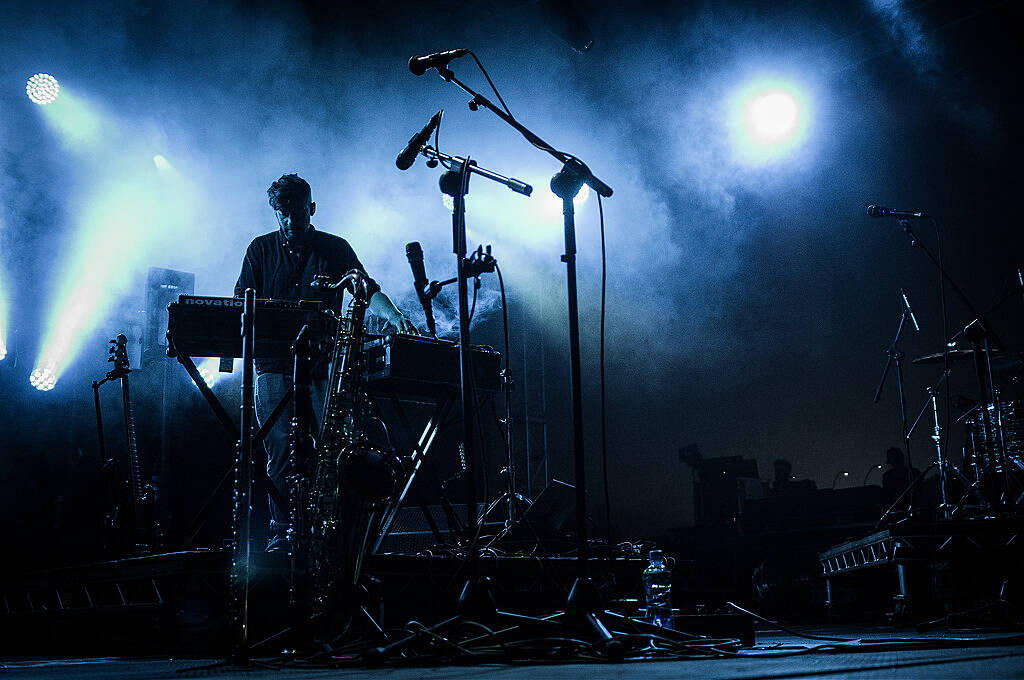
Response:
[464, 245, 496, 279]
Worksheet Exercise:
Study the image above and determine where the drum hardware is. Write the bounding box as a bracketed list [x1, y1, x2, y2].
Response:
[952, 320, 1013, 507]
[912, 349, 1023, 374]
[876, 213, 1018, 514]
[881, 371, 999, 524]
[963, 393, 1024, 501]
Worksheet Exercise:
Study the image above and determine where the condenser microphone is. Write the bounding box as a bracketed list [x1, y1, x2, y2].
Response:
[866, 205, 928, 219]
[899, 288, 920, 332]
[405, 242, 436, 337]
[395, 110, 442, 171]
[408, 49, 470, 76]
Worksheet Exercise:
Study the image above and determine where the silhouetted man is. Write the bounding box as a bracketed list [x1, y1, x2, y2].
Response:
[235, 173, 416, 551]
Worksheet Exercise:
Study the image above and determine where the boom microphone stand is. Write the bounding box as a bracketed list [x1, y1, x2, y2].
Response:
[421, 59, 621, 659]
[364, 145, 538, 663]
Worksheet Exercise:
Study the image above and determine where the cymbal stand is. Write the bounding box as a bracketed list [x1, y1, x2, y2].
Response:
[874, 293, 916, 521]
[908, 371, 992, 518]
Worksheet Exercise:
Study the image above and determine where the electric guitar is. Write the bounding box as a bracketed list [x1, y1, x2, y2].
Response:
[108, 334, 161, 555]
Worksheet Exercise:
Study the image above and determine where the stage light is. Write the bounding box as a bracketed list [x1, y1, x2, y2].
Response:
[30, 362, 58, 391]
[34, 182, 157, 388]
[0, 272, 7, 361]
[832, 470, 850, 489]
[197, 357, 223, 388]
[747, 91, 799, 142]
[26, 73, 60, 105]
[863, 464, 884, 485]
[728, 78, 811, 164]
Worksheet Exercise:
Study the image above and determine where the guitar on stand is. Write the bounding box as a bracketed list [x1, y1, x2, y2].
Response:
[100, 334, 161, 555]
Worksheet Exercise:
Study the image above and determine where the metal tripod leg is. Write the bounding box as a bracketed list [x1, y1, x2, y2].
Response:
[373, 392, 456, 553]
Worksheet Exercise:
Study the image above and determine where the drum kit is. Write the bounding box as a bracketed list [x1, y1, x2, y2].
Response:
[905, 341, 1024, 519]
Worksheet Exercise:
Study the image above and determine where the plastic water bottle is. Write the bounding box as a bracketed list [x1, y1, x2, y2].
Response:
[643, 550, 673, 627]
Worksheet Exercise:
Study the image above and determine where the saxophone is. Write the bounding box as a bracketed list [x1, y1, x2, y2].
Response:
[300, 269, 402, 634]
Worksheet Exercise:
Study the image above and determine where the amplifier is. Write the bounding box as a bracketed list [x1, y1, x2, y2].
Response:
[376, 504, 502, 554]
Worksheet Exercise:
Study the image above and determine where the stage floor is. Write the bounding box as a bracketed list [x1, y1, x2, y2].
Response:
[3, 627, 1023, 679]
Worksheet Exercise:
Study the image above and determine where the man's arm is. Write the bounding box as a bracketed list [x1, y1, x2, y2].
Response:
[234, 242, 259, 298]
[369, 291, 418, 334]
[339, 237, 416, 333]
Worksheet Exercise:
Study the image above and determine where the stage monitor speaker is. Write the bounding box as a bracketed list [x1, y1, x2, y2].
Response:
[501, 478, 576, 546]
[376, 504, 502, 554]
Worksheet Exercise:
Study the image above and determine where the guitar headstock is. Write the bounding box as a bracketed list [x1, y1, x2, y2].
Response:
[107, 333, 131, 378]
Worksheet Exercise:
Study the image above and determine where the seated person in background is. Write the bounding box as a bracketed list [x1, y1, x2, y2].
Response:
[771, 458, 817, 496]
[771, 458, 793, 496]
[881, 446, 920, 507]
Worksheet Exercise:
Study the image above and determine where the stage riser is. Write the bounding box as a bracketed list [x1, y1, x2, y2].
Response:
[1, 550, 646, 655]
[819, 519, 1024, 622]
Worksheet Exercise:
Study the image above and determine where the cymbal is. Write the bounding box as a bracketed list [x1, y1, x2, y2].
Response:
[913, 349, 1022, 372]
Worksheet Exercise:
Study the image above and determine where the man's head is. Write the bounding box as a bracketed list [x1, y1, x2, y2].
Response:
[886, 447, 904, 467]
[268, 173, 315, 243]
[773, 458, 792, 483]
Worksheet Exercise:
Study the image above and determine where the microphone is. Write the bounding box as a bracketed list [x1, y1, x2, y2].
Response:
[867, 205, 928, 219]
[899, 288, 920, 332]
[406, 242, 436, 337]
[408, 48, 470, 76]
[396, 110, 443, 171]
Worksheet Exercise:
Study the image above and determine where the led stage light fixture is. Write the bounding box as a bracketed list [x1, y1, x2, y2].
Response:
[26, 73, 60, 105]
[30, 363, 58, 391]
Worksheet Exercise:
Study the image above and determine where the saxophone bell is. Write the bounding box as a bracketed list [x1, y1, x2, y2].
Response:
[337, 442, 405, 510]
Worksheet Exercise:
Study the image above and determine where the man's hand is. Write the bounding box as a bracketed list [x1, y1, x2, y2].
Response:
[390, 314, 419, 335]
[369, 291, 420, 335]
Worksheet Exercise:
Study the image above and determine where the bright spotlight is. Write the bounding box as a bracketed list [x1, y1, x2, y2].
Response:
[747, 91, 799, 142]
[0, 273, 7, 361]
[26, 73, 60, 105]
[729, 78, 811, 164]
[30, 363, 58, 391]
